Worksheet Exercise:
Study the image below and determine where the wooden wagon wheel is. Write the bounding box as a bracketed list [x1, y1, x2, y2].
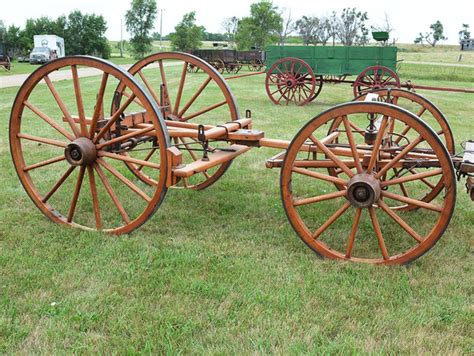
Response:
[249, 59, 263, 71]
[326, 88, 455, 210]
[265, 57, 316, 106]
[353, 65, 401, 97]
[209, 59, 225, 74]
[308, 75, 324, 102]
[117, 52, 241, 190]
[281, 102, 456, 264]
[226, 62, 241, 74]
[186, 64, 199, 73]
[9, 56, 170, 233]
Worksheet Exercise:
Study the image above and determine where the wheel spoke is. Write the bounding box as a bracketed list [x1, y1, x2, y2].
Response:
[345, 208, 362, 258]
[367, 116, 388, 172]
[67, 166, 85, 222]
[89, 73, 109, 138]
[293, 190, 346, 207]
[23, 101, 75, 141]
[94, 163, 130, 224]
[368, 207, 389, 260]
[137, 148, 158, 171]
[71, 65, 88, 136]
[408, 168, 436, 189]
[158, 59, 172, 109]
[42, 166, 76, 203]
[342, 116, 363, 173]
[94, 93, 136, 143]
[182, 100, 227, 121]
[43, 75, 81, 138]
[382, 168, 442, 187]
[98, 151, 161, 169]
[378, 200, 423, 243]
[87, 165, 101, 230]
[308, 135, 354, 177]
[96, 125, 155, 150]
[178, 76, 212, 118]
[23, 155, 65, 172]
[173, 62, 188, 115]
[313, 202, 351, 239]
[382, 191, 442, 212]
[138, 70, 161, 106]
[17, 133, 68, 148]
[292, 167, 347, 186]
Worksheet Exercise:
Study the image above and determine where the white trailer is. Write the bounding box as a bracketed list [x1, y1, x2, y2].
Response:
[30, 35, 65, 64]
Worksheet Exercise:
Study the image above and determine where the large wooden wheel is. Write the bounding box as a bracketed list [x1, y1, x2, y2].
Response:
[325, 88, 455, 209]
[265, 57, 317, 106]
[117, 52, 241, 190]
[9, 56, 170, 234]
[281, 102, 456, 264]
[353, 65, 401, 97]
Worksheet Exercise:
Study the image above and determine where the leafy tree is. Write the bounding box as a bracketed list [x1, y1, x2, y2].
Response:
[337, 8, 369, 46]
[66, 11, 110, 58]
[459, 24, 471, 42]
[0, 20, 6, 42]
[295, 16, 320, 45]
[414, 20, 447, 47]
[169, 12, 205, 51]
[278, 9, 294, 45]
[125, 0, 157, 58]
[235, 0, 283, 50]
[222, 16, 239, 47]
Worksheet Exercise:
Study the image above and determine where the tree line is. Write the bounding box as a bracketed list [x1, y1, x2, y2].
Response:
[0, 11, 110, 58]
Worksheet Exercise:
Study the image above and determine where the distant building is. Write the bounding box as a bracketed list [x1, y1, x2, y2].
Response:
[460, 39, 474, 51]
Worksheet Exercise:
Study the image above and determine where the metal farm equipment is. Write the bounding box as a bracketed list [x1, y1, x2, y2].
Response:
[9, 52, 474, 265]
[188, 49, 265, 74]
[0, 43, 11, 71]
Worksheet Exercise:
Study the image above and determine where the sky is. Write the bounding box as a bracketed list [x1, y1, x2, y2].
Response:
[2, 0, 473, 45]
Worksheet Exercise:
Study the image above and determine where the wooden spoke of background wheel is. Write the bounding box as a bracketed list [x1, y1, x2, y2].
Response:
[173, 62, 188, 115]
[394, 124, 411, 144]
[382, 191, 442, 212]
[138, 70, 161, 106]
[313, 202, 351, 239]
[97, 158, 151, 202]
[121, 90, 145, 108]
[41, 166, 75, 203]
[23, 101, 75, 141]
[345, 208, 362, 258]
[87, 165, 101, 229]
[67, 166, 85, 222]
[375, 135, 423, 179]
[292, 167, 347, 186]
[94, 94, 136, 143]
[137, 148, 158, 172]
[409, 168, 435, 189]
[23, 155, 65, 172]
[182, 100, 227, 122]
[367, 116, 388, 172]
[158, 60, 172, 108]
[89, 72, 109, 138]
[368, 207, 389, 260]
[178, 76, 212, 118]
[17, 133, 68, 148]
[98, 151, 161, 169]
[43, 75, 81, 138]
[94, 163, 130, 224]
[381, 168, 442, 187]
[342, 116, 363, 173]
[293, 189, 347, 207]
[378, 200, 423, 243]
[71, 65, 88, 136]
[308, 135, 354, 177]
[96, 125, 155, 150]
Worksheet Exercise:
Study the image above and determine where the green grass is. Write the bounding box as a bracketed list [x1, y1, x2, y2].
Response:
[0, 54, 473, 353]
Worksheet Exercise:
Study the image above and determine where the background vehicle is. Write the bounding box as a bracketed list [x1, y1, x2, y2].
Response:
[29, 35, 65, 64]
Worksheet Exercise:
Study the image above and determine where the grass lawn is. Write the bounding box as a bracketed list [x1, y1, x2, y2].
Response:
[0, 51, 473, 353]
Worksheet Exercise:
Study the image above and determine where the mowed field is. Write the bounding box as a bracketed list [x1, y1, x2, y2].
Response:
[0, 48, 473, 353]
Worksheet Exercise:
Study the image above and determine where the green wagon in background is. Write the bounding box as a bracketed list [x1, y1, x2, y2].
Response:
[264, 45, 400, 105]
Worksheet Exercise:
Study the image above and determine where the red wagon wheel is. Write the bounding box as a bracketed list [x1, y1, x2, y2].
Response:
[265, 57, 316, 106]
[281, 102, 456, 264]
[308, 76, 324, 102]
[9, 56, 170, 234]
[117, 52, 241, 190]
[353, 65, 401, 97]
[325, 88, 455, 210]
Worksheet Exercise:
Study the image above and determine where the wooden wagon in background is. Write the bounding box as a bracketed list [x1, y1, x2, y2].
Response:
[0, 43, 11, 71]
[188, 49, 265, 74]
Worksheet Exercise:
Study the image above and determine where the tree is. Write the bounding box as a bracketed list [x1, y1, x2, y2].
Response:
[278, 9, 294, 45]
[125, 0, 157, 58]
[414, 20, 447, 47]
[336, 8, 369, 46]
[66, 11, 110, 58]
[0, 20, 6, 42]
[170, 12, 204, 51]
[222, 16, 239, 47]
[459, 24, 471, 42]
[372, 13, 396, 45]
[295, 16, 320, 45]
[235, 0, 282, 50]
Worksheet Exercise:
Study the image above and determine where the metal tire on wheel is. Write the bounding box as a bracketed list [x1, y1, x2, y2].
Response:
[10, 56, 170, 234]
[280, 101, 456, 264]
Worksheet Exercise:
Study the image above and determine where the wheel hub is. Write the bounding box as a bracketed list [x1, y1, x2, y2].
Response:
[65, 137, 97, 166]
[346, 173, 381, 208]
[285, 77, 296, 88]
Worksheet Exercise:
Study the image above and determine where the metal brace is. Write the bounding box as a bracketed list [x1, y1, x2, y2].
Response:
[197, 124, 210, 161]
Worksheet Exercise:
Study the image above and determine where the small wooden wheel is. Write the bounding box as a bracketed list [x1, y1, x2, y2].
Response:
[326, 88, 455, 209]
[265, 57, 316, 106]
[249, 59, 264, 71]
[281, 102, 456, 264]
[353, 65, 401, 97]
[10, 56, 170, 234]
[186, 64, 199, 73]
[118, 52, 241, 190]
[209, 59, 225, 74]
[226, 62, 241, 74]
[308, 75, 324, 102]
